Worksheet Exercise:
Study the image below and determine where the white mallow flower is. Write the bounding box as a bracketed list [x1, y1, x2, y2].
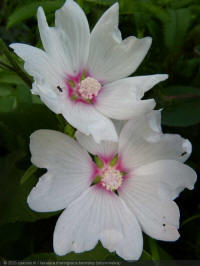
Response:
[10, 0, 168, 143]
[27, 110, 197, 261]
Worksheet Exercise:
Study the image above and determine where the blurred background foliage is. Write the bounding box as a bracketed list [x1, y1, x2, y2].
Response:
[0, 0, 200, 262]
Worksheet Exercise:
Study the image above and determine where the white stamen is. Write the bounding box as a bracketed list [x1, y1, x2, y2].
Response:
[78, 77, 101, 100]
[101, 166, 122, 191]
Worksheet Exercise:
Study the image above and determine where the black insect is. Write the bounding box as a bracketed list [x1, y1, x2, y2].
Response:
[57, 86, 63, 92]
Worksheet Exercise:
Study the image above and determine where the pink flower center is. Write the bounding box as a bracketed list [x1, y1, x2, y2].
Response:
[78, 77, 101, 100]
[101, 166, 122, 191]
[91, 155, 127, 192]
[65, 71, 101, 103]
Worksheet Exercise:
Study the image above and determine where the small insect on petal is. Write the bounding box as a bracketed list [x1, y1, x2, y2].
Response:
[57, 86, 63, 92]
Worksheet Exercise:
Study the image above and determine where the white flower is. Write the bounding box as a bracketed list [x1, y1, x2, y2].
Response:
[10, 0, 168, 143]
[27, 110, 197, 261]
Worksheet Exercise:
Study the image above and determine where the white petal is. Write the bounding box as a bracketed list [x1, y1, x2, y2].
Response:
[10, 43, 63, 113]
[118, 110, 192, 170]
[120, 176, 180, 241]
[27, 130, 93, 212]
[95, 75, 168, 120]
[53, 187, 143, 260]
[61, 100, 118, 143]
[75, 131, 118, 158]
[133, 160, 197, 200]
[10, 43, 60, 84]
[37, 0, 90, 75]
[87, 3, 152, 83]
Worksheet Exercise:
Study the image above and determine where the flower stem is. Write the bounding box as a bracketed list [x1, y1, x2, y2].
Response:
[20, 164, 37, 184]
[0, 38, 32, 87]
[0, 60, 15, 71]
[148, 237, 160, 261]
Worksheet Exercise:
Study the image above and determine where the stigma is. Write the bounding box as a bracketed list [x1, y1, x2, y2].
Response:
[78, 77, 101, 100]
[101, 166, 122, 191]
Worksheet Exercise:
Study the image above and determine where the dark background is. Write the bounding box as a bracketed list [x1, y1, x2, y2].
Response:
[0, 0, 199, 262]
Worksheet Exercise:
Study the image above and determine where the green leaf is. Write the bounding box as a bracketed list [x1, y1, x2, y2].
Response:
[0, 84, 15, 96]
[0, 39, 32, 87]
[25, 242, 111, 261]
[0, 121, 23, 152]
[119, 0, 168, 22]
[0, 70, 26, 85]
[17, 84, 32, 104]
[85, 0, 115, 5]
[0, 95, 16, 112]
[140, 249, 152, 260]
[0, 152, 60, 226]
[7, 0, 65, 28]
[148, 238, 160, 260]
[162, 100, 200, 127]
[161, 86, 200, 127]
[0, 103, 59, 140]
[163, 8, 192, 51]
[181, 214, 200, 227]
[20, 165, 38, 185]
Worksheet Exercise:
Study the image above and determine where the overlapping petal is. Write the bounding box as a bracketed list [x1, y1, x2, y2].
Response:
[95, 75, 168, 120]
[53, 187, 143, 260]
[61, 100, 118, 143]
[118, 111, 192, 170]
[75, 131, 118, 158]
[88, 3, 152, 83]
[28, 130, 93, 212]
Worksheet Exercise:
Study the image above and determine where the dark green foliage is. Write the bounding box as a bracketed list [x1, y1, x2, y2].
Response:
[0, 0, 199, 262]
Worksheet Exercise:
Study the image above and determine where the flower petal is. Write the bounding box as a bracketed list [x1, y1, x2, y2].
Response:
[27, 130, 93, 212]
[132, 160, 197, 200]
[118, 110, 192, 170]
[53, 187, 143, 260]
[37, 0, 90, 75]
[87, 3, 152, 83]
[120, 174, 180, 241]
[75, 131, 118, 158]
[9, 43, 60, 84]
[61, 100, 118, 143]
[10, 43, 63, 113]
[95, 75, 167, 120]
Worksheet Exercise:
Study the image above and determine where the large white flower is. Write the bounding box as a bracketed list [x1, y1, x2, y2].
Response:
[10, 0, 168, 143]
[27, 110, 197, 260]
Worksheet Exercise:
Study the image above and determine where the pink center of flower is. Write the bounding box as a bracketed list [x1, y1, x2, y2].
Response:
[101, 166, 122, 191]
[78, 77, 101, 100]
[65, 71, 101, 103]
[91, 155, 127, 192]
